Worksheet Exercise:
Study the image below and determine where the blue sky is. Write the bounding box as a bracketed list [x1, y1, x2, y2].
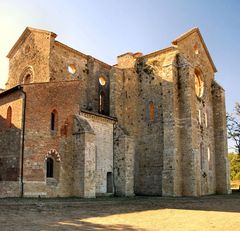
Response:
[0, 0, 239, 115]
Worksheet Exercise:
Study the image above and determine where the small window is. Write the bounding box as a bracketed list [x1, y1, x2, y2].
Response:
[6, 106, 12, 128]
[50, 110, 58, 131]
[99, 76, 106, 86]
[149, 101, 155, 121]
[67, 64, 76, 74]
[198, 110, 202, 124]
[205, 112, 208, 127]
[99, 91, 105, 114]
[24, 74, 31, 84]
[107, 172, 113, 193]
[194, 43, 199, 55]
[200, 143, 204, 171]
[208, 147, 212, 170]
[46, 158, 54, 178]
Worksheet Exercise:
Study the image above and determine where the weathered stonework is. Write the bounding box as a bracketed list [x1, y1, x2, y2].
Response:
[0, 27, 230, 198]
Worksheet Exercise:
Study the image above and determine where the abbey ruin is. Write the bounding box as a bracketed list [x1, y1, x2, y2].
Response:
[0, 27, 231, 197]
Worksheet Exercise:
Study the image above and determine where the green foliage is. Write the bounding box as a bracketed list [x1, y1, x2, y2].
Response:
[228, 153, 240, 180]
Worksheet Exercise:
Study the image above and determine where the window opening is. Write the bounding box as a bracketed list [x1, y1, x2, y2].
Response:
[67, 64, 76, 74]
[107, 172, 113, 193]
[205, 112, 208, 127]
[194, 69, 204, 98]
[46, 158, 54, 178]
[198, 110, 202, 124]
[149, 101, 155, 121]
[200, 143, 204, 171]
[99, 76, 106, 86]
[24, 74, 31, 84]
[99, 91, 105, 114]
[7, 106, 12, 128]
[51, 110, 58, 131]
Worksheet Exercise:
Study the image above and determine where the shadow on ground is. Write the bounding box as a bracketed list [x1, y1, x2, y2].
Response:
[0, 191, 240, 230]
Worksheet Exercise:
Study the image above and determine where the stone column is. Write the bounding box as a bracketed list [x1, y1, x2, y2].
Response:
[177, 63, 199, 197]
[73, 115, 96, 198]
[161, 55, 182, 196]
[113, 133, 135, 196]
[212, 82, 231, 194]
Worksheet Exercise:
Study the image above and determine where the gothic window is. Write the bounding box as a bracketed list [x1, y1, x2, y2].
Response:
[198, 110, 202, 124]
[194, 43, 199, 55]
[205, 111, 208, 127]
[208, 146, 212, 170]
[50, 110, 58, 131]
[99, 91, 105, 114]
[149, 101, 155, 121]
[6, 106, 12, 128]
[20, 66, 34, 84]
[24, 74, 31, 84]
[46, 157, 54, 178]
[194, 69, 204, 98]
[200, 143, 204, 171]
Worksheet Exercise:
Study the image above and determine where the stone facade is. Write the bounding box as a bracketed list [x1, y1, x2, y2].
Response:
[0, 27, 231, 198]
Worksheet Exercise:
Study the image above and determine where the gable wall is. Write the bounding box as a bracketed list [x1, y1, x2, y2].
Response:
[7, 32, 52, 89]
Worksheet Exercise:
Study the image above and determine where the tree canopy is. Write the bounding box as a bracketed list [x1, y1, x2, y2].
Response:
[228, 153, 240, 180]
[227, 102, 240, 154]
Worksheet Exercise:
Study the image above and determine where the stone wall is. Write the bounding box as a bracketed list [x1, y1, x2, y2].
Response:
[0, 89, 24, 197]
[80, 111, 114, 195]
[6, 29, 53, 89]
[1, 27, 230, 198]
[212, 81, 231, 194]
[50, 41, 111, 115]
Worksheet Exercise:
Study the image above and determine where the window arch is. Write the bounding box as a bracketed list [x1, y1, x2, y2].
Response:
[99, 91, 105, 114]
[19, 66, 34, 84]
[149, 101, 155, 121]
[24, 74, 31, 84]
[50, 110, 58, 131]
[46, 157, 54, 178]
[194, 69, 204, 98]
[6, 106, 12, 128]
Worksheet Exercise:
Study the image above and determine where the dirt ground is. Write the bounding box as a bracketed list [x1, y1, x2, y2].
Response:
[0, 191, 240, 231]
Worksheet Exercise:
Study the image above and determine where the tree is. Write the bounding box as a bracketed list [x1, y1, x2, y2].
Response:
[228, 153, 240, 180]
[227, 102, 240, 154]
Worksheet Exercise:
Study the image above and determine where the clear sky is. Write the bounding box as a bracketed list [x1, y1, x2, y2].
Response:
[0, 0, 239, 114]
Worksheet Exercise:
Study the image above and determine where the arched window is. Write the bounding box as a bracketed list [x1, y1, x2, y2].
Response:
[194, 69, 204, 98]
[149, 101, 155, 121]
[198, 109, 202, 124]
[200, 143, 204, 171]
[205, 112, 208, 127]
[46, 157, 54, 178]
[6, 106, 12, 128]
[19, 66, 34, 84]
[50, 110, 58, 131]
[99, 91, 105, 114]
[24, 74, 31, 84]
[208, 146, 212, 170]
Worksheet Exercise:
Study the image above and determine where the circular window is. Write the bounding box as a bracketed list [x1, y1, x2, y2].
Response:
[194, 70, 204, 98]
[67, 64, 76, 74]
[99, 76, 107, 86]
